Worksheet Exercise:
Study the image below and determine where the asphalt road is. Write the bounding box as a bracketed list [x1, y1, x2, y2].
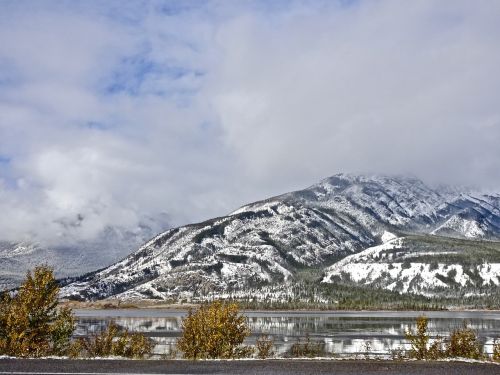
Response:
[0, 359, 499, 375]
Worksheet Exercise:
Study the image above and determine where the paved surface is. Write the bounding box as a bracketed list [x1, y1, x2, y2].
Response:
[0, 359, 499, 375]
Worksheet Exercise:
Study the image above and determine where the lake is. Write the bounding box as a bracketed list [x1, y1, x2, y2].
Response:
[74, 309, 500, 357]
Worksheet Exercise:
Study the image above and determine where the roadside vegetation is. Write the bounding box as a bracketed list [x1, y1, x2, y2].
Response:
[0, 266, 75, 357]
[255, 335, 275, 359]
[174, 300, 322, 359]
[177, 300, 253, 359]
[71, 321, 154, 358]
[175, 301, 500, 362]
[0, 266, 153, 358]
[288, 334, 326, 358]
[405, 315, 492, 361]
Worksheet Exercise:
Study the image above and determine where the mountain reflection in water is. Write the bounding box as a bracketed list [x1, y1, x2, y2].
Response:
[74, 310, 500, 357]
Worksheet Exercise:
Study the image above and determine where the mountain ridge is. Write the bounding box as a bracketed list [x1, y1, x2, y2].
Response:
[59, 173, 500, 304]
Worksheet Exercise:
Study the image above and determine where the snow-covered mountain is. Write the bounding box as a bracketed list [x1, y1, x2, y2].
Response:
[60, 174, 500, 301]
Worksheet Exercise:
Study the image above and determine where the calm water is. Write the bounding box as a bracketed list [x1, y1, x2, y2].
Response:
[74, 309, 500, 357]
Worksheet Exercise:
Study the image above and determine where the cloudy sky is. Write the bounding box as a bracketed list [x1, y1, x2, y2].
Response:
[1, 0, 500, 247]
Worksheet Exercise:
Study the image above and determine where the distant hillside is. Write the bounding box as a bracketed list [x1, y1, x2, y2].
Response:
[0, 218, 168, 290]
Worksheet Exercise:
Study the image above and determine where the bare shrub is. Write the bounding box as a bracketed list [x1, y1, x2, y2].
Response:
[363, 341, 372, 359]
[256, 335, 275, 359]
[161, 345, 178, 359]
[289, 334, 326, 358]
[390, 347, 405, 361]
[75, 322, 154, 359]
[493, 339, 500, 362]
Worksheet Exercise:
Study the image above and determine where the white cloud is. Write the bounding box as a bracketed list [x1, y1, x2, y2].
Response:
[208, 0, 500, 188]
[0, 0, 500, 249]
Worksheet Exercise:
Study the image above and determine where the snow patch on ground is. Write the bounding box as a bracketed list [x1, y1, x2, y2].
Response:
[381, 231, 397, 243]
[323, 236, 500, 293]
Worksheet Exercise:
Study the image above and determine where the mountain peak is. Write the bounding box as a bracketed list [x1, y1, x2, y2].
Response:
[60, 173, 500, 302]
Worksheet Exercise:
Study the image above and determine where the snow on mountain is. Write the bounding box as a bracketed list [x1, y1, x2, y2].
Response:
[323, 235, 500, 295]
[59, 174, 500, 301]
[432, 216, 485, 238]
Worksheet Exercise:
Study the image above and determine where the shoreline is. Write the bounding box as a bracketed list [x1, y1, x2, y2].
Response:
[61, 300, 500, 313]
[65, 306, 500, 315]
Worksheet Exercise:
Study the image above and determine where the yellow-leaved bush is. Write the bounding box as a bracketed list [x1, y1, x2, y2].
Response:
[0, 266, 154, 359]
[177, 300, 252, 359]
[405, 316, 486, 360]
[0, 266, 75, 357]
[446, 323, 484, 360]
[405, 316, 446, 360]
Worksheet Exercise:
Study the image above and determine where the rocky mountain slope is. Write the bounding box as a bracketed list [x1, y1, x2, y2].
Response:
[59, 174, 500, 302]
